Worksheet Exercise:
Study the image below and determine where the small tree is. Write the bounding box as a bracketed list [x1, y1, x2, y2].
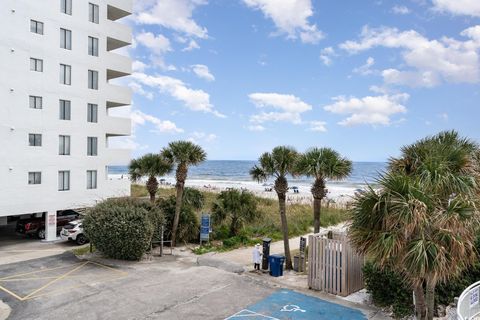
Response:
[250, 146, 299, 270]
[296, 147, 352, 233]
[212, 189, 259, 236]
[162, 141, 207, 246]
[157, 188, 204, 244]
[129, 153, 172, 203]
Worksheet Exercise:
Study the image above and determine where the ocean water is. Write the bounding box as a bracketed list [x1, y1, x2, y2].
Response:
[109, 160, 386, 189]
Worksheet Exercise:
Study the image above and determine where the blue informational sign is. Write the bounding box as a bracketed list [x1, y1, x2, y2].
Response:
[200, 214, 210, 241]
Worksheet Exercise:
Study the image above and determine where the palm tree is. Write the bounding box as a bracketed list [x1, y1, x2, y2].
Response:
[349, 131, 480, 320]
[212, 189, 259, 236]
[296, 148, 352, 233]
[250, 146, 299, 270]
[129, 153, 172, 203]
[161, 141, 207, 247]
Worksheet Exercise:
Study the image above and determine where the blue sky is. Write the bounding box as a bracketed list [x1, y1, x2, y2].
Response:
[115, 0, 480, 161]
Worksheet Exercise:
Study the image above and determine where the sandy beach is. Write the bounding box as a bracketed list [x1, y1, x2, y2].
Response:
[110, 174, 359, 208]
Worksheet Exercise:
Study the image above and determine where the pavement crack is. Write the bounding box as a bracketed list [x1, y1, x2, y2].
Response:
[138, 283, 233, 319]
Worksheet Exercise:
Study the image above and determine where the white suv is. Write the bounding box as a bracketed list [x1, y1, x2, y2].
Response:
[60, 220, 88, 245]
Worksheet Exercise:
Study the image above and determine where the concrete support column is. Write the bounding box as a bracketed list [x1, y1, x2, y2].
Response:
[44, 211, 57, 241]
[0, 216, 7, 226]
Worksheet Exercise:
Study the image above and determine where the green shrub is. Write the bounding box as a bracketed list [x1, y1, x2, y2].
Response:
[83, 198, 162, 261]
[157, 196, 199, 243]
[363, 262, 414, 318]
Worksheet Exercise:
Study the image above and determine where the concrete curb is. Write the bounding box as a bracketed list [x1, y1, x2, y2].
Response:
[0, 300, 11, 320]
[197, 256, 245, 274]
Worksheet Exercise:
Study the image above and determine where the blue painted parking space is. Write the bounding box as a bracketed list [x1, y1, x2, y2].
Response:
[226, 289, 366, 320]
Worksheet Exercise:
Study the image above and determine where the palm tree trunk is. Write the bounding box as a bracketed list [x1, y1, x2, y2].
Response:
[426, 278, 436, 320]
[313, 198, 321, 233]
[171, 180, 184, 247]
[230, 216, 238, 236]
[278, 192, 293, 270]
[414, 283, 427, 320]
[146, 176, 159, 203]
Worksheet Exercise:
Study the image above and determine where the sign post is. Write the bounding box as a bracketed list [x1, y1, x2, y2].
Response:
[200, 214, 210, 245]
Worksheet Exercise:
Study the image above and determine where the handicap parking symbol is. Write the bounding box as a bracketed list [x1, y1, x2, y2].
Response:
[280, 304, 306, 313]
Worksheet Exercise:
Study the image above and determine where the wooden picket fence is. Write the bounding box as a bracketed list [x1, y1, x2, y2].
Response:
[307, 232, 364, 297]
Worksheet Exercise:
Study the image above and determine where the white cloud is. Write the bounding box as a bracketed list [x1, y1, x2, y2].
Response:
[136, 32, 172, 54]
[129, 82, 154, 100]
[248, 92, 312, 125]
[136, 0, 208, 38]
[431, 0, 480, 17]
[132, 60, 147, 72]
[243, 0, 324, 44]
[392, 5, 411, 14]
[247, 124, 266, 131]
[182, 39, 201, 51]
[320, 47, 336, 66]
[131, 110, 184, 134]
[438, 112, 449, 120]
[188, 131, 217, 144]
[353, 57, 375, 75]
[340, 25, 480, 87]
[191, 64, 215, 81]
[324, 93, 409, 127]
[132, 72, 225, 118]
[308, 121, 327, 132]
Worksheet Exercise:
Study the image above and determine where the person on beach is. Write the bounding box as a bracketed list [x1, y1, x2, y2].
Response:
[252, 244, 262, 271]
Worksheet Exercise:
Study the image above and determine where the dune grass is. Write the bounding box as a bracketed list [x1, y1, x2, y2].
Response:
[131, 184, 349, 253]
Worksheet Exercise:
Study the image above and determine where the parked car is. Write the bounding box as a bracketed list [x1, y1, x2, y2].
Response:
[60, 220, 88, 245]
[16, 209, 80, 239]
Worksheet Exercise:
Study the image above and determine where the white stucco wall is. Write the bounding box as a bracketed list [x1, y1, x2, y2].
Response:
[0, 0, 132, 217]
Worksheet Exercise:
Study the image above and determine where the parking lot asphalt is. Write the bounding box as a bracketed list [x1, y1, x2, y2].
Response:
[0, 224, 75, 265]
[0, 251, 379, 320]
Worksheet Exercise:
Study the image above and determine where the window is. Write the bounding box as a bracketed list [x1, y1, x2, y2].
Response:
[59, 100, 71, 120]
[60, 64, 71, 85]
[28, 172, 42, 185]
[87, 103, 98, 123]
[87, 137, 98, 156]
[58, 171, 70, 191]
[30, 20, 44, 34]
[88, 70, 98, 89]
[89, 3, 99, 23]
[61, 0, 72, 14]
[87, 170, 97, 189]
[88, 36, 99, 56]
[59, 135, 71, 155]
[30, 58, 43, 72]
[60, 28, 72, 50]
[29, 134, 42, 146]
[29, 96, 42, 109]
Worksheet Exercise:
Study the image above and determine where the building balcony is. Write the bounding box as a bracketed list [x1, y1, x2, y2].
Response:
[105, 116, 131, 136]
[106, 20, 132, 51]
[107, 0, 132, 21]
[106, 51, 131, 80]
[105, 83, 131, 108]
[105, 147, 131, 166]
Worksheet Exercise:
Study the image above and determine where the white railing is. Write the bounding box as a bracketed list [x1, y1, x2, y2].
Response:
[458, 281, 480, 320]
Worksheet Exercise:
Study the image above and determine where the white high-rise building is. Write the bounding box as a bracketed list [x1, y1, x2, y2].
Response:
[0, 0, 132, 240]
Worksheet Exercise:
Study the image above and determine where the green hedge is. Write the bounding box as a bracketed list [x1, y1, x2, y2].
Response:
[83, 198, 162, 261]
[157, 196, 199, 243]
[363, 262, 414, 318]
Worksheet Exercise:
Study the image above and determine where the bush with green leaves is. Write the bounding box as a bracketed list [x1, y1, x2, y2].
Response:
[83, 198, 162, 261]
[363, 262, 414, 318]
[156, 187, 202, 243]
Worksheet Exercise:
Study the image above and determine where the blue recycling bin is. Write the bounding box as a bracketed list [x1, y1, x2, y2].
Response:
[268, 254, 285, 277]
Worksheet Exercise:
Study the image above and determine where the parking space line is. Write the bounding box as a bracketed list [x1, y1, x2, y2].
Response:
[0, 261, 129, 301]
[0, 285, 23, 301]
[23, 261, 89, 300]
[0, 262, 85, 281]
